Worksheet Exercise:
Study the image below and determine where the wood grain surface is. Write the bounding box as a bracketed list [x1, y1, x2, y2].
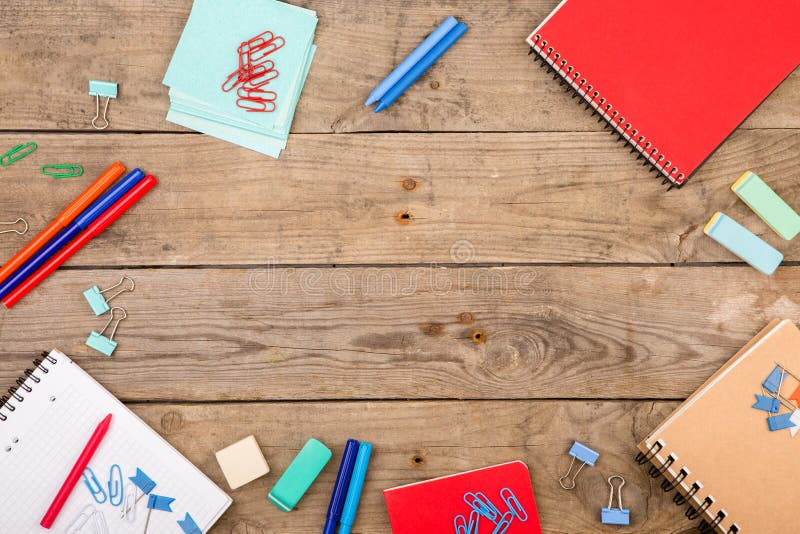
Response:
[1, 0, 798, 532]
[1, 266, 796, 401]
[0, 131, 798, 266]
[0, 0, 797, 133]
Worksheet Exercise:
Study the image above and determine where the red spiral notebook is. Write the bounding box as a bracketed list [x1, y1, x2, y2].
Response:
[383, 461, 542, 533]
[527, 1, 800, 188]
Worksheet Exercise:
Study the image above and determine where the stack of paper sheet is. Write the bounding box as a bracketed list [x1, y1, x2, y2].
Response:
[163, 0, 317, 158]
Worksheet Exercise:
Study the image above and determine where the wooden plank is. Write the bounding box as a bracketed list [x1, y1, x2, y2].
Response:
[0, 130, 798, 266]
[114, 400, 687, 533]
[1, 266, 796, 401]
[0, 0, 797, 132]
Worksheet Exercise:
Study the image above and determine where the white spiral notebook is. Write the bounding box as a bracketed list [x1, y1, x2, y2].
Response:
[0, 350, 231, 533]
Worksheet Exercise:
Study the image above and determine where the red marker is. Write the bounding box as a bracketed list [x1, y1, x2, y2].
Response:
[41, 414, 112, 528]
[3, 175, 157, 308]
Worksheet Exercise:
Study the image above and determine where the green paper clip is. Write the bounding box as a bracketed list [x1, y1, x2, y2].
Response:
[1, 142, 37, 167]
[86, 306, 127, 357]
[42, 164, 84, 179]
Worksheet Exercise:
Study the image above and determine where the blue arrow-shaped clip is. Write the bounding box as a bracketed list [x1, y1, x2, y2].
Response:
[753, 394, 781, 413]
[147, 493, 176, 512]
[177, 513, 202, 534]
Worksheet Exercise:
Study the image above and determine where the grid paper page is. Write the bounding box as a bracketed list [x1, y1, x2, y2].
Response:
[0, 351, 231, 533]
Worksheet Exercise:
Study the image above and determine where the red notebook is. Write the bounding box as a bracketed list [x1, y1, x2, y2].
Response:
[527, 0, 800, 188]
[383, 461, 542, 533]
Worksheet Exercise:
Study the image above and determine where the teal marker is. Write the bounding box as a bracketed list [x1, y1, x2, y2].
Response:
[338, 442, 372, 534]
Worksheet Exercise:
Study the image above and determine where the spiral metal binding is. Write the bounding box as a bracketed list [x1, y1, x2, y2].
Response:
[699, 510, 726, 533]
[648, 453, 675, 478]
[528, 34, 687, 190]
[674, 481, 700, 506]
[635, 441, 662, 465]
[686, 496, 713, 520]
[0, 351, 57, 423]
[661, 467, 687, 493]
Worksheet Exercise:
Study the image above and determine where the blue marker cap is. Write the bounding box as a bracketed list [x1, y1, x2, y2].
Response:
[323, 439, 359, 534]
[338, 442, 373, 534]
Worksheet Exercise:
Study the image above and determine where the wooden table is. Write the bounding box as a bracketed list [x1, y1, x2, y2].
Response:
[1, 1, 798, 532]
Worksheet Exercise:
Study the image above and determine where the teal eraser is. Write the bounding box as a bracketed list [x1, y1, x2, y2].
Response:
[83, 286, 111, 316]
[268, 438, 332, 512]
[732, 171, 800, 240]
[704, 212, 783, 275]
[89, 80, 118, 98]
[85, 332, 117, 356]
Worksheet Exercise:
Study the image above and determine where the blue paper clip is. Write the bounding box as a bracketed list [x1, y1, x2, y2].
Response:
[464, 491, 500, 523]
[83, 275, 134, 316]
[491, 511, 514, 534]
[108, 464, 124, 506]
[88, 80, 118, 130]
[82, 467, 108, 504]
[454, 509, 480, 534]
[560, 441, 599, 490]
[85, 307, 126, 356]
[500, 487, 527, 521]
[601, 475, 630, 525]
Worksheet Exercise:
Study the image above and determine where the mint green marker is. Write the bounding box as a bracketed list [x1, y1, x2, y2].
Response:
[732, 171, 800, 240]
[268, 438, 332, 512]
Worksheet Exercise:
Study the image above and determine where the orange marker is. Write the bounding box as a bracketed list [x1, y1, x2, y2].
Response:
[0, 161, 125, 285]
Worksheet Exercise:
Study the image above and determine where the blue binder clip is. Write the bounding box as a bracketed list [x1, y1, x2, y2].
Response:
[88, 80, 118, 130]
[559, 441, 599, 490]
[85, 306, 127, 356]
[83, 275, 134, 316]
[601, 475, 630, 526]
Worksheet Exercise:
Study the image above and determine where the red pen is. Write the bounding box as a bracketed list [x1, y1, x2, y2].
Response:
[41, 414, 112, 528]
[3, 175, 157, 308]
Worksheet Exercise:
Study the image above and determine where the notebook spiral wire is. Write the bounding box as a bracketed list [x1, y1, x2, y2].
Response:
[528, 34, 685, 190]
[0, 351, 57, 422]
[635, 442, 739, 533]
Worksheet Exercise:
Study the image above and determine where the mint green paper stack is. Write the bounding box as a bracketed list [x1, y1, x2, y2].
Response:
[163, 0, 317, 158]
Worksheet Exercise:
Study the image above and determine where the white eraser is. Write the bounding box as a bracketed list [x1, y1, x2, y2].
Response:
[215, 435, 270, 490]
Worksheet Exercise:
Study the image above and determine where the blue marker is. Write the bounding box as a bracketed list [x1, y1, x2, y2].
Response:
[365, 17, 459, 106]
[0, 168, 145, 299]
[374, 22, 468, 113]
[323, 439, 359, 534]
[338, 442, 372, 534]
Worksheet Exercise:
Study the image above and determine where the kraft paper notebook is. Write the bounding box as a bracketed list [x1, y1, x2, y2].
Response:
[636, 319, 800, 533]
[0, 350, 231, 533]
[526, 1, 800, 188]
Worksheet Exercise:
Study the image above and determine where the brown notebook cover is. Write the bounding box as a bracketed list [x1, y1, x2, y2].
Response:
[637, 319, 800, 533]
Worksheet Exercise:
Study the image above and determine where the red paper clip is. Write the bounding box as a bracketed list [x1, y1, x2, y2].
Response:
[240, 30, 285, 63]
[243, 62, 279, 88]
[237, 98, 277, 113]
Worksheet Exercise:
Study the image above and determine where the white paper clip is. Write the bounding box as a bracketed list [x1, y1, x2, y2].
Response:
[0, 218, 28, 236]
[86, 306, 127, 356]
[121, 483, 137, 522]
[83, 275, 134, 316]
[66, 505, 109, 534]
